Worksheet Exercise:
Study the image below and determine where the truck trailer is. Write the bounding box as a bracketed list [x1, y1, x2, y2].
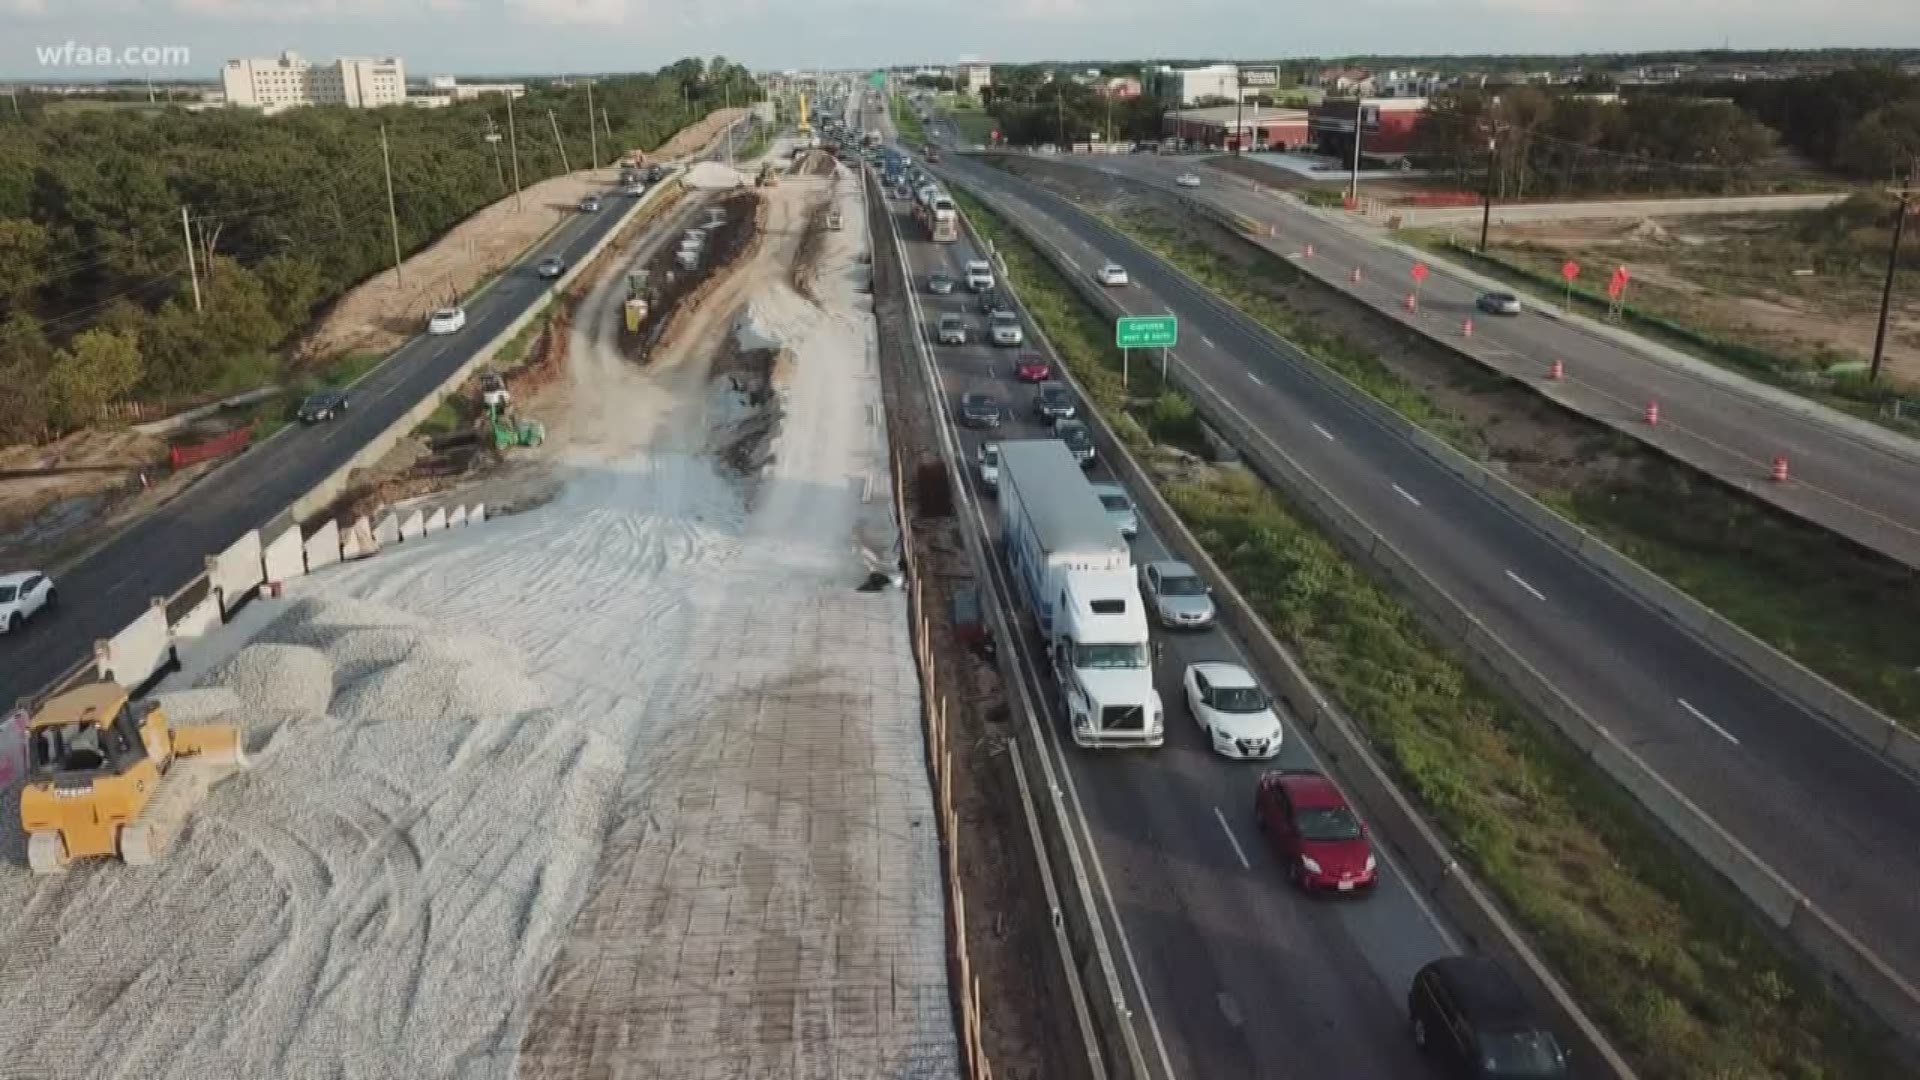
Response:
[912, 184, 960, 243]
[997, 440, 1163, 749]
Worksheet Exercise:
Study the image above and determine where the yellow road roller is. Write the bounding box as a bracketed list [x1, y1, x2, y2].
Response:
[20, 682, 245, 873]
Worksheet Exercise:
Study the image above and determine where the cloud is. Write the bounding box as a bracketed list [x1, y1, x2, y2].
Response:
[169, 0, 431, 17]
[505, 0, 630, 24]
[1, 0, 49, 14]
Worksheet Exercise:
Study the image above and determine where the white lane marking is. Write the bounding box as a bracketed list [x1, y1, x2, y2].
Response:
[1200, 334, 1216, 348]
[1214, 806, 1251, 871]
[1246, 372, 1264, 386]
[1311, 423, 1334, 441]
[1679, 698, 1741, 745]
[1393, 483, 1422, 507]
[1505, 570, 1546, 602]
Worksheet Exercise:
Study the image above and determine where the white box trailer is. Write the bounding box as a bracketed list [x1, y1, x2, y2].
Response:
[997, 440, 1162, 748]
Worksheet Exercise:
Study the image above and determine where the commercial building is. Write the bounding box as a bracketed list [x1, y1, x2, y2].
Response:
[956, 60, 992, 96]
[1308, 97, 1428, 161]
[406, 75, 526, 108]
[221, 52, 405, 112]
[1162, 106, 1309, 152]
[1149, 63, 1264, 106]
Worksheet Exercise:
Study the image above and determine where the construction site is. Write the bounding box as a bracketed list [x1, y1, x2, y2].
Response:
[0, 142, 965, 1079]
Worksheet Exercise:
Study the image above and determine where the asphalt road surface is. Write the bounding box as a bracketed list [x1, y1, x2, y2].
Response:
[923, 146, 1920, 1011]
[0, 131, 755, 708]
[878, 155, 1453, 1080]
[1023, 146, 1920, 571]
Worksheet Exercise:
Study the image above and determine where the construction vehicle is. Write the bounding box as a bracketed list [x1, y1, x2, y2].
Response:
[20, 682, 246, 873]
[487, 401, 545, 450]
[478, 372, 511, 410]
[826, 208, 843, 230]
[757, 161, 779, 187]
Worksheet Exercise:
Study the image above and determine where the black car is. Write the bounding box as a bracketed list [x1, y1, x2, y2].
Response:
[1034, 382, 1076, 421]
[1055, 419, 1095, 467]
[1409, 957, 1569, 1079]
[297, 389, 350, 423]
[957, 391, 1004, 429]
[977, 287, 1009, 315]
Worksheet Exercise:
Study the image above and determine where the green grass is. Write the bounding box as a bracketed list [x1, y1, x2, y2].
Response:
[891, 94, 927, 144]
[1096, 201, 1920, 730]
[1399, 232, 1920, 434]
[494, 305, 552, 370]
[415, 399, 464, 436]
[731, 124, 771, 162]
[944, 102, 998, 145]
[319, 350, 385, 388]
[954, 186, 1898, 1080]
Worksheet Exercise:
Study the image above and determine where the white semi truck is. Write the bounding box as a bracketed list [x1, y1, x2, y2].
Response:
[997, 440, 1163, 749]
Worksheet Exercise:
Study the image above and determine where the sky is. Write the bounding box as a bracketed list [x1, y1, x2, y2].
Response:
[1, 0, 1915, 80]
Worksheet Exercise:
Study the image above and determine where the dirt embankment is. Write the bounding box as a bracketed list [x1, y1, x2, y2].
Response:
[638, 191, 764, 360]
[648, 107, 748, 162]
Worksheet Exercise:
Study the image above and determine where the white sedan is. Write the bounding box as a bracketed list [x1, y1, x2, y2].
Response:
[1184, 662, 1283, 760]
[0, 570, 56, 633]
[976, 442, 1001, 491]
[1097, 263, 1129, 287]
[1175, 173, 1201, 188]
[427, 306, 467, 335]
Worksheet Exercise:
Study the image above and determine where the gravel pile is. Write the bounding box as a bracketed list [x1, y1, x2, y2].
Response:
[686, 160, 749, 190]
[0, 595, 616, 1080]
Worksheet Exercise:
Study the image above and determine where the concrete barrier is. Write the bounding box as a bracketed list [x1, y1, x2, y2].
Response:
[342, 517, 377, 560]
[0, 707, 25, 789]
[470, 503, 486, 524]
[207, 530, 264, 616]
[399, 509, 424, 541]
[424, 506, 446, 534]
[304, 519, 342, 571]
[1788, 903, 1920, 1042]
[262, 524, 305, 584]
[948, 167, 1920, 1059]
[169, 591, 223, 641]
[95, 601, 172, 688]
[374, 514, 400, 546]
[287, 170, 689, 526]
[447, 505, 468, 529]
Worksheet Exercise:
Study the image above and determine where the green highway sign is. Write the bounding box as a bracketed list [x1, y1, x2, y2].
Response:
[868, 71, 886, 89]
[1116, 315, 1178, 349]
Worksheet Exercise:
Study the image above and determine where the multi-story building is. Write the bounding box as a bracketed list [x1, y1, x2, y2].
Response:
[221, 51, 405, 112]
[956, 60, 992, 96]
[1150, 63, 1266, 106]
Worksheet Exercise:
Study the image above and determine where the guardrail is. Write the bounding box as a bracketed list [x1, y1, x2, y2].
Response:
[863, 167, 1137, 1080]
[946, 164, 1920, 1055]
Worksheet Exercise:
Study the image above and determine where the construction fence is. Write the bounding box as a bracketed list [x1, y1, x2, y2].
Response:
[892, 445, 995, 1080]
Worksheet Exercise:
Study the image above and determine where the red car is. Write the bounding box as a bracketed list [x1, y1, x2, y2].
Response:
[1255, 770, 1377, 893]
[1014, 352, 1051, 382]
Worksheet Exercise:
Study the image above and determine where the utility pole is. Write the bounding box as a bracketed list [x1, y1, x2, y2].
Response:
[1479, 136, 1497, 251]
[1348, 96, 1364, 203]
[379, 124, 404, 285]
[179, 206, 202, 313]
[505, 91, 523, 211]
[1234, 76, 1245, 155]
[484, 115, 505, 191]
[585, 79, 598, 171]
[1869, 186, 1915, 383]
[1056, 88, 1065, 149]
[601, 106, 614, 154]
[546, 109, 571, 174]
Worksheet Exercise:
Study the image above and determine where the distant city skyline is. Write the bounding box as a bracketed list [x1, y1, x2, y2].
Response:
[1, 0, 1916, 80]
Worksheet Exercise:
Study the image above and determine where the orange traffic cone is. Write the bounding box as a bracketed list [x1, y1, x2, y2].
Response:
[1645, 400, 1660, 425]
[1770, 456, 1789, 482]
[1462, 318, 1474, 337]
[1548, 359, 1564, 381]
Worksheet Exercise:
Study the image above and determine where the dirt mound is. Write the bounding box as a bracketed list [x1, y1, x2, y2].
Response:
[1620, 217, 1672, 243]
[686, 160, 750, 190]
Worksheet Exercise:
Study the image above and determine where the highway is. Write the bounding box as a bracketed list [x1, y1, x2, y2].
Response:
[1017, 146, 1920, 571]
[0, 124, 756, 709]
[916, 141, 1920, 1011]
[876, 151, 1454, 1080]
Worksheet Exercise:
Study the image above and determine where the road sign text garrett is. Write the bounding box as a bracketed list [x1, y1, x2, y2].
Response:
[1116, 315, 1178, 348]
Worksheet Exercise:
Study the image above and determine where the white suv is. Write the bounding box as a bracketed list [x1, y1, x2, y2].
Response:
[0, 571, 55, 633]
[964, 260, 995, 292]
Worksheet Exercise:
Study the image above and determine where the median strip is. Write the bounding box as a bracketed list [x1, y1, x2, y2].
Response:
[951, 185, 1898, 1080]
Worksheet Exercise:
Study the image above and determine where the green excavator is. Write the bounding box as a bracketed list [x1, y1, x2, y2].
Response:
[486, 401, 545, 450]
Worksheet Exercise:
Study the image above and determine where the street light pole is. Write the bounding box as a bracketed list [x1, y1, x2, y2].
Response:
[505, 91, 524, 211]
[585, 79, 598, 172]
[1348, 95, 1364, 203]
[1479, 135, 1497, 251]
[1869, 187, 1914, 383]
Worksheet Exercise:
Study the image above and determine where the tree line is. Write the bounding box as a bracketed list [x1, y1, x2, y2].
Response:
[0, 56, 757, 444]
[1659, 66, 1920, 182]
